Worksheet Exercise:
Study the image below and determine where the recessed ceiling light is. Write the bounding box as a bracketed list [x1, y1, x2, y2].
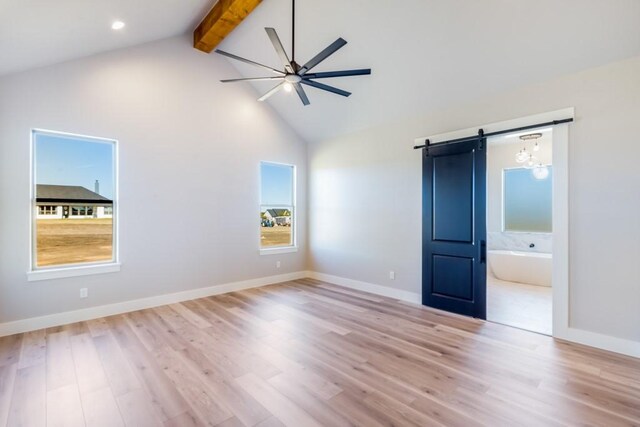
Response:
[111, 21, 125, 30]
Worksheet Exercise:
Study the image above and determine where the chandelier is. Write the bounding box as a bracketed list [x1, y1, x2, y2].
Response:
[515, 133, 549, 179]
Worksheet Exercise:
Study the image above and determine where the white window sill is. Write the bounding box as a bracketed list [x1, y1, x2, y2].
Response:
[260, 247, 298, 256]
[27, 262, 121, 282]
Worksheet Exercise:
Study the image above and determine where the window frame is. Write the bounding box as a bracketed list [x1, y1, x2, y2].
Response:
[501, 165, 553, 234]
[259, 161, 297, 255]
[28, 129, 120, 281]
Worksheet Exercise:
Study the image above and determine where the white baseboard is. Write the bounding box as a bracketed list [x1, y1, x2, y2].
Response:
[308, 271, 639, 359]
[306, 271, 422, 304]
[3, 269, 638, 360]
[556, 326, 640, 359]
[0, 271, 307, 337]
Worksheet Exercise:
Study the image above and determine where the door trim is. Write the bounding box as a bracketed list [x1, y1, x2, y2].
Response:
[415, 108, 573, 339]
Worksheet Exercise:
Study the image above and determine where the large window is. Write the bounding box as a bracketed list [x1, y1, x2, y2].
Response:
[32, 130, 117, 269]
[503, 167, 552, 233]
[260, 162, 295, 250]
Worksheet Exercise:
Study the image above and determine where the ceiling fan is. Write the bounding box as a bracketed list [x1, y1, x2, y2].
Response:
[215, 0, 371, 106]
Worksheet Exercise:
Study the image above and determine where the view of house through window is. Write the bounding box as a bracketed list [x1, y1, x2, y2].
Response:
[260, 162, 294, 248]
[33, 130, 116, 268]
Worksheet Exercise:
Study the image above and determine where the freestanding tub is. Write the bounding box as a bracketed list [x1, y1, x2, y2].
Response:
[488, 250, 552, 287]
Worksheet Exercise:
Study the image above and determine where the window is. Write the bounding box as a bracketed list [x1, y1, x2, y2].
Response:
[32, 130, 117, 271]
[260, 162, 295, 250]
[38, 205, 57, 215]
[503, 167, 552, 233]
[70, 206, 94, 217]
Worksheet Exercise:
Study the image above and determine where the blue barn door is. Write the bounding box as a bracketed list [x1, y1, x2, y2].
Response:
[422, 137, 487, 319]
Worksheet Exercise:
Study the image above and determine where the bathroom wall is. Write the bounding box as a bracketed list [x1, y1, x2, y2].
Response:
[487, 135, 552, 254]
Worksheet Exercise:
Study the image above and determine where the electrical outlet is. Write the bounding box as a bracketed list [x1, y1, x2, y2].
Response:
[276, 261, 281, 268]
[389, 271, 395, 280]
[80, 288, 88, 299]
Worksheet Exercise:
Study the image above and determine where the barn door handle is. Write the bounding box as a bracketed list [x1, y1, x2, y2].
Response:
[479, 240, 486, 263]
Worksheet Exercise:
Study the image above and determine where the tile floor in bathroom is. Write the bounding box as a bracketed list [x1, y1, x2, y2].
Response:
[487, 276, 552, 335]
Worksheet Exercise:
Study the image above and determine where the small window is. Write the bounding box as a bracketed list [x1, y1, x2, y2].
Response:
[503, 167, 552, 233]
[69, 206, 94, 217]
[260, 162, 295, 249]
[38, 205, 57, 216]
[32, 130, 117, 269]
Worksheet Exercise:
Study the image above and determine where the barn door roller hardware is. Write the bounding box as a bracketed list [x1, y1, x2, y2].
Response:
[414, 118, 574, 153]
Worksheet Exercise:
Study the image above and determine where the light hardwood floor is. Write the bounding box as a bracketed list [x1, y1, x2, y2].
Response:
[1, 279, 639, 427]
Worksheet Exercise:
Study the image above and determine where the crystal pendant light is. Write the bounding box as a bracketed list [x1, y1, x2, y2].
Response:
[532, 163, 549, 179]
[515, 132, 543, 163]
[515, 148, 528, 163]
[524, 153, 537, 169]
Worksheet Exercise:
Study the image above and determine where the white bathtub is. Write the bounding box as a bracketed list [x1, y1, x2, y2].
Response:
[488, 250, 552, 287]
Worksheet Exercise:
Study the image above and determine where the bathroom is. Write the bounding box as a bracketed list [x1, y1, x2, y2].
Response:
[486, 129, 553, 335]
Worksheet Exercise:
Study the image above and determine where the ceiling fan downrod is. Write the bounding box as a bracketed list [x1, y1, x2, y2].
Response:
[291, 0, 295, 66]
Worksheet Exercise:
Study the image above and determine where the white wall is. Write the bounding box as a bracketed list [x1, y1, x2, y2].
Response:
[309, 55, 640, 343]
[0, 35, 307, 324]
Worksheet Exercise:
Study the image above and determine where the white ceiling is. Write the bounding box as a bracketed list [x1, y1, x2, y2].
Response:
[2, 0, 640, 143]
[217, 0, 640, 142]
[0, 0, 214, 76]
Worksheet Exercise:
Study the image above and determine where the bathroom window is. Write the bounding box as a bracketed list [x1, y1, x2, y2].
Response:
[503, 167, 552, 233]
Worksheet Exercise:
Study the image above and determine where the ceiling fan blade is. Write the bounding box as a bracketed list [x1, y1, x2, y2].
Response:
[298, 38, 347, 75]
[258, 82, 286, 102]
[215, 49, 285, 75]
[265, 28, 294, 74]
[221, 77, 285, 83]
[303, 69, 371, 79]
[293, 83, 310, 106]
[301, 80, 351, 97]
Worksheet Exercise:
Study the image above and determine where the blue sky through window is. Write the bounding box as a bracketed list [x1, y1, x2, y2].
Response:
[261, 162, 293, 206]
[35, 132, 114, 200]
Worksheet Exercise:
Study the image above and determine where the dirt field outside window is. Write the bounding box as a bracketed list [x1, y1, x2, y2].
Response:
[260, 226, 292, 247]
[36, 218, 113, 267]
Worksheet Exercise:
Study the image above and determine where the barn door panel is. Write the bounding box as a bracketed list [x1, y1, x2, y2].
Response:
[422, 138, 486, 319]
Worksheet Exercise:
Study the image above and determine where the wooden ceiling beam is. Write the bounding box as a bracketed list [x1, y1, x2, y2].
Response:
[193, 0, 263, 53]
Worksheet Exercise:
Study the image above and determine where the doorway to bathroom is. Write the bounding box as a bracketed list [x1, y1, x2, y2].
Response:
[418, 108, 572, 339]
[486, 129, 553, 335]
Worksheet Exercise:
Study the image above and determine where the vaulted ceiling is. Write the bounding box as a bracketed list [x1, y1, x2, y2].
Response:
[2, 0, 640, 143]
[217, 0, 640, 141]
[0, 0, 214, 76]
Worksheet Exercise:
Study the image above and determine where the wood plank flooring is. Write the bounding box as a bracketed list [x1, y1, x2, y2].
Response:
[1, 278, 639, 427]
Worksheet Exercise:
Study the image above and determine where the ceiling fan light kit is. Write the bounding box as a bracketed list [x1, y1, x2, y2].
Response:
[216, 0, 371, 106]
